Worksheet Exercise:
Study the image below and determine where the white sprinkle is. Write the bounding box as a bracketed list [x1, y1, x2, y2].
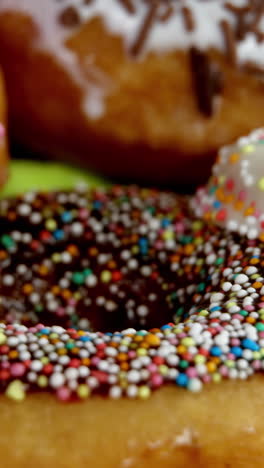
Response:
[235, 274, 248, 285]
[109, 386, 122, 399]
[187, 378, 202, 392]
[49, 372, 65, 389]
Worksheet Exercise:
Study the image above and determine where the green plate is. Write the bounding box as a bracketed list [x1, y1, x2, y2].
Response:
[1, 160, 108, 197]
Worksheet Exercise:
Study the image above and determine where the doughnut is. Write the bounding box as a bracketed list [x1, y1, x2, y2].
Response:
[1, 1, 264, 185]
[1, 129, 264, 467]
[0, 69, 9, 187]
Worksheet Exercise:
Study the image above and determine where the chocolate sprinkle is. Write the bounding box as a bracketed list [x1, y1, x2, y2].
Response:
[190, 47, 224, 118]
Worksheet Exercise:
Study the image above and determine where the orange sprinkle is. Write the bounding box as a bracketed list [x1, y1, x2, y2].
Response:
[234, 200, 244, 211]
[0, 251, 7, 260]
[140, 342, 149, 349]
[229, 153, 240, 164]
[117, 353, 128, 362]
[184, 244, 195, 255]
[7, 211, 17, 221]
[145, 334, 161, 347]
[61, 290, 72, 300]
[89, 247, 98, 256]
[120, 362, 129, 371]
[109, 342, 119, 348]
[22, 284, 33, 295]
[211, 357, 220, 365]
[9, 350, 18, 359]
[215, 188, 225, 202]
[244, 207, 255, 217]
[67, 244, 79, 256]
[81, 358, 91, 366]
[207, 362, 216, 373]
[177, 345, 186, 355]
[250, 258, 260, 265]
[226, 194, 234, 204]
[52, 286, 60, 295]
[246, 317, 256, 324]
[171, 254, 180, 263]
[252, 282, 262, 289]
[38, 265, 49, 276]
[134, 335, 144, 343]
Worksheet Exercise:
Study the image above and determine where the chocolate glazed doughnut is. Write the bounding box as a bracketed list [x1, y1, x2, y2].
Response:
[1, 130, 264, 467]
[0, 1, 264, 185]
[0, 69, 9, 187]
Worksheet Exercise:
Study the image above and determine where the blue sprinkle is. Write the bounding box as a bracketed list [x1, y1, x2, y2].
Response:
[40, 328, 50, 335]
[161, 219, 170, 228]
[161, 324, 172, 330]
[53, 230, 64, 240]
[213, 201, 221, 209]
[176, 373, 188, 387]
[210, 346, 222, 357]
[230, 346, 243, 357]
[210, 306, 221, 312]
[242, 338, 260, 352]
[93, 201, 102, 209]
[79, 336, 91, 342]
[61, 212, 72, 223]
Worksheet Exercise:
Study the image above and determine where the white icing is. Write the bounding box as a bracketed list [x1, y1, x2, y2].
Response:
[0, 0, 264, 119]
[192, 128, 264, 239]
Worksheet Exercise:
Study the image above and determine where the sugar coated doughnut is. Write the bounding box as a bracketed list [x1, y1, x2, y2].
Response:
[1, 129, 264, 466]
[1, 1, 264, 184]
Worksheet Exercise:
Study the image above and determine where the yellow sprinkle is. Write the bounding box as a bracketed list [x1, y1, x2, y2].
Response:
[212, 373, 222, 383]
[199, 310, 209, 316]
[181, 337, 195, 347]
[41, 357, 49, 365]
[77, 385, 91, 399]
[0, 332, 7, 345]
[159, 365, 169, 376]
[163, 230, 174, 241]
[194, 354, 206, 364]
[192, 221, 203, 231]
[38, 375, 48, 388]
[50, 333, 58, 339]
[218, 175, 226, 185]
[101, 270, 111, 283]
[131, 246, 139, 254]
[45, 219, 57, 231]
[258, 177, 264, 191]
[52, 253, 61, 263]
[138, 386, 151, 400]
[6, 380, 25, 402]
[242, 144, 255, 153]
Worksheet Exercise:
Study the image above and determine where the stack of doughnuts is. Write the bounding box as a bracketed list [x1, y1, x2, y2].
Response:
[0, 1, 264, 184]
[0, 70, 8, 187]
[1, 129, 264, 466]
